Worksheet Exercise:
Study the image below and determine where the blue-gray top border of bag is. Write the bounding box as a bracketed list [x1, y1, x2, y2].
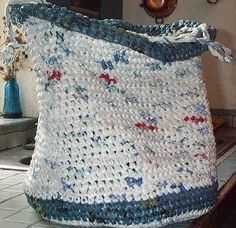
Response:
[7, 3, 233, 63]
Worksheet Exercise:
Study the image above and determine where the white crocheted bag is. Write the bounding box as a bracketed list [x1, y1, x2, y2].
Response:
[3, 0, 232, 227]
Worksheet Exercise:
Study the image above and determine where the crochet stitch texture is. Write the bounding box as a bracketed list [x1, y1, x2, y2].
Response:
[5, 1, 232, 227]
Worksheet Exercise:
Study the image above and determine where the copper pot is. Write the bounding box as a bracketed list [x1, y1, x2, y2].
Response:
[141, 0, 167, 12]
[140, 0, 177, 19]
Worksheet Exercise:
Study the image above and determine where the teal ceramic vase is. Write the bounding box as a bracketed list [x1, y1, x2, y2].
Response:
[2, 78, 22, 118]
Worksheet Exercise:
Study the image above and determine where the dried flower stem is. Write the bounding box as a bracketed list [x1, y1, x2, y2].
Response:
[0, 16, 29, 81]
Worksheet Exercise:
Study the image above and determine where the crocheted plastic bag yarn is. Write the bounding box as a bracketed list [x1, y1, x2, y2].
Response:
[4, 1, 233, 227]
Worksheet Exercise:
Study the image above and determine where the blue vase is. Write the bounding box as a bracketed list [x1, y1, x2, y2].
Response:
[2, 78, 22, 118]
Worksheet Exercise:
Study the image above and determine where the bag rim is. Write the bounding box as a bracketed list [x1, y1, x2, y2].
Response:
[7, 2, 232, 63]
[8, 3, 217, 63]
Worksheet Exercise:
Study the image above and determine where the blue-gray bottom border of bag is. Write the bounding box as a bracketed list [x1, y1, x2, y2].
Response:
[25, 182, 217, 227]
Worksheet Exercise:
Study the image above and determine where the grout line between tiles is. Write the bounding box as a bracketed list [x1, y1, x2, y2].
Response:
[0, 205, 29, 221]
[0, 192, 25, 204]
[0, 182, 23, 191]
[10, 192, 26, 201]
[0, 171, 22, 180]
[26, 219, 44, 228]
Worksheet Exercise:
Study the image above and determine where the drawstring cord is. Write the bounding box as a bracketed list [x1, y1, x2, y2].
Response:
[193, 24, 233, 63]
[171, 23, 233, 63]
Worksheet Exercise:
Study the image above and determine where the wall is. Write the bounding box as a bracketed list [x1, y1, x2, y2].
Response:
[0, 0, 38, 117]
[0, 1, 235, 117]
[123, 0, 236, 110]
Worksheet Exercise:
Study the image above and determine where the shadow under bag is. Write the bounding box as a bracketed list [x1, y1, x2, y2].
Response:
[3, 0, 233, 227]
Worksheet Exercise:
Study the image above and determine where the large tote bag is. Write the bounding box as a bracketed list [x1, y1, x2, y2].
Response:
[4, 1, 232, 227]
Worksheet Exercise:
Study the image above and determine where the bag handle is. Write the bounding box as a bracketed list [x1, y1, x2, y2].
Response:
[159, 23, 233, 63]
[176, 23, 233, 63]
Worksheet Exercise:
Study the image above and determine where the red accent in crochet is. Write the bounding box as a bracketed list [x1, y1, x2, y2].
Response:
[198, 117, 205, 123]
[184, 116, 189, 121]
[48, 70, 61, 81]
[143, 158, 159, 168]
[194, 153, 208, 160]
[135, 122, 157, 131]
[184, 116, 207, 124]
[99, 73, 117, 85]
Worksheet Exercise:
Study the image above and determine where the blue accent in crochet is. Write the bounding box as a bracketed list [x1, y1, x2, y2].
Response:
[26, 182, 218, 226]
[74, 85, 89, 102]
[8, 3, 217, 63]
[145, 63, 162, 71]
[125, 177, 143, 187]
[114, 51, 129, 64]
[61, 181, 73, 192]
[101, 60, 114, 70]
[125, 96, 139, 104]
[196, 104, 207, 116]
[177, 167, 184, 172]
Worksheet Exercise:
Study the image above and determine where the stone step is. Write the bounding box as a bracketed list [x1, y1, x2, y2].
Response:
[0, 117, 37, 151]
